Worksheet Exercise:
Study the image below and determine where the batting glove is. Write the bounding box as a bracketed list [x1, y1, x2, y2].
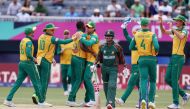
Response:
[123, 67, 130, 78]
[90, 64, 97, 73]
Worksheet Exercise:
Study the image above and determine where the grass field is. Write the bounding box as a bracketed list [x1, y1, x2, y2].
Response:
[0, 87, 190, 109]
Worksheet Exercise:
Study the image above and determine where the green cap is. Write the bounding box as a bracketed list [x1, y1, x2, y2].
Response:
[173, 15, 186, 24]
[43, 23, 58, 32]
[86, 21, 96, 28]
[105, 30, 114, 37]
[25, 27, 36, 35]
[140, 18, 149, 26]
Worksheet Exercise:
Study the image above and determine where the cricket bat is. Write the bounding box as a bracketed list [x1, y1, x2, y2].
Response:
[92, 70, 101, 109]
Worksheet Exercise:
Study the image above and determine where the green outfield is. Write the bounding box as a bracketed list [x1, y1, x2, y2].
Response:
[0, 87, 190, 109]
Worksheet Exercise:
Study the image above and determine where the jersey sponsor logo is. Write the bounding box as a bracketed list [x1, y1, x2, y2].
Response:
[103, 56, 115, 59]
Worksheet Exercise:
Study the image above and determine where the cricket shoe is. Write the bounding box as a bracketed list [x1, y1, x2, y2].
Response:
[3, 100, 15, 107]
[32, 94, 38, 104]
[84, 100, 96, 107]
[38, 102, 53, 107]
[141, 100, 147, 109]
[148, 102, 156, 109]
[135, 102, 141, 108]
[167, 103, 180, 109]
[107, 104, 113, 109]
[182, 93, 190, 105]
[66, 101, 80, 107]
[115, 98, 124, 105]
[64, 91, 69, 96]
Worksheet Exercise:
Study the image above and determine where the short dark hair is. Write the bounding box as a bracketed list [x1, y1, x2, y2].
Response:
[76, 21, 85, 32]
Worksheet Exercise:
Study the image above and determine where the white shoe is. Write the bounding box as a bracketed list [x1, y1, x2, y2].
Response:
[66, 101, 79, 107]
[3, 100, 15, 107]
[141, 100, 147, 109]
[84, 100, 96, 107]
[149, 102, 156, 109]
[135, 102, 141, 108]
[182, 93, 190, 105]
[167, 103, 180, 109]
[115, 98, 124, 105]
[64, 91, 69, 96]
[38, 102, 53, 107]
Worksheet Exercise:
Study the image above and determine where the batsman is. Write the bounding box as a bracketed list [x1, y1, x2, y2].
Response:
[94, 30, 126, 109]
[129, 18, 159, 109]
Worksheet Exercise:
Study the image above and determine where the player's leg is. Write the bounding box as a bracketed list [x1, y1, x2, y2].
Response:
[4, 62, 27, 107]
[117, 64, 139, 104]
[107, 67, 118, 108]
[171, 56, 185, 105]
[26, 62, 45, 104]
[138, 57, 149, 109]
[39, 58, 51, 101]
[61, 64, 69, 95]
[83, 62, 95, 106]
[101, 66, 109, 101]
[148, 58, 157, 109]
[67, 65, 72, 92]
[68, 56, 85, 102]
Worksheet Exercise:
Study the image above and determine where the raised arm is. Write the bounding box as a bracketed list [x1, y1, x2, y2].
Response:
[123, 29, 132, 42]
[159, 16, 172, 35]
[129, 38, 137, 50]
[152, 34, 159, 52]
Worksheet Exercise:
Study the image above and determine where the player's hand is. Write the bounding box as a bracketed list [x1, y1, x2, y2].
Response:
[168, 22, 173, 29]
[158, 16, 163, 24]
[52, 58, 56, 66]
[90, 64, 97, 73]
[61, 48, 65, 53]
[121, 23, 127, 29]
[34, 57, 37, 64]
[122, 67, 130, 78]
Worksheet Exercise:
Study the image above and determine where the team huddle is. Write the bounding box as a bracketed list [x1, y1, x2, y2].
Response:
[3, 14, 190, 109]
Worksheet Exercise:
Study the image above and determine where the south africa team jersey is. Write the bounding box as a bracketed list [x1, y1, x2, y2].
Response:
[172, 29, 188, 55]
[134, 31, 154, 56]
[20, 38, 34, 61]
[37, 34, 55, 63]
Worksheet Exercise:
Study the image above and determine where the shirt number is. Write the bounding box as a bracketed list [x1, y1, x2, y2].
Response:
[140, 39, 146, 50]
[40, 40, 45, 50]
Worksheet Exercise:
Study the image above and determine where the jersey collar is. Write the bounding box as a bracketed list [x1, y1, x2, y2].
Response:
[141, 29, 149, 32]
[26, 36, 33, 41]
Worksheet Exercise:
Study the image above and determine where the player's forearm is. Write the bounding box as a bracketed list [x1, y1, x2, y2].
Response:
[172, 29, 185, 39]
[57, 45, 62, 55]
[80, 38, 96, 46]
[26, 46, 35, 61]
[51, 37, 73, 44]
[123, 29, 132, 42]
[129, 39, 136, 50]
[153, 34, 159, 52]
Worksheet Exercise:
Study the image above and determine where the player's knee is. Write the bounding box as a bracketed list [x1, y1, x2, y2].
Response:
[108, 83, 116, 89]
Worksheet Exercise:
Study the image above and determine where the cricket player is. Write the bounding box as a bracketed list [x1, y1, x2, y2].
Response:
[94, 30, 126, 109]
[32, 23, 77, 106]
[3, 27, 50, 107]
[116, 18, 140, 108]
[80, 21, 99, 107]
[129, 18, 159, 109]
[66, 21, 87, 106]
[159, 15, 190, 109]
[57, 30, 72, 96]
